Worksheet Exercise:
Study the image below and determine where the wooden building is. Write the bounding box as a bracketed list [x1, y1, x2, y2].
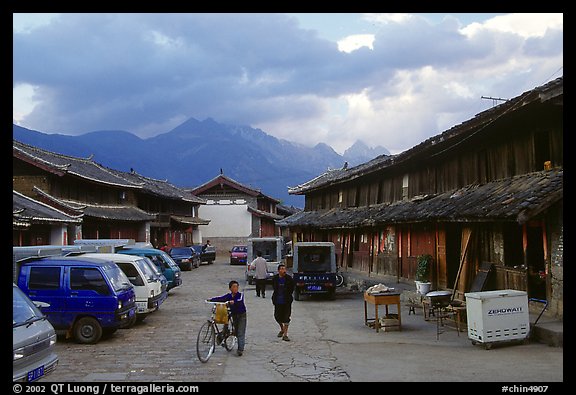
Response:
[13, 190, 83, 246]
[279, 78, 563, 319]
[13, 140, 209, 247]
[189, 173, 287, 253]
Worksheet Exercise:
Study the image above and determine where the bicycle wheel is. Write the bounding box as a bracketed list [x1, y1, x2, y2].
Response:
[335, 273, 344, 287]
[196, 321, 215, 363]
[223, 333, 237, 351]
[221, 321, 237, 351]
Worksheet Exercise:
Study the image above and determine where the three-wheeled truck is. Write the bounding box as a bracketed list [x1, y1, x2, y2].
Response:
[292, 242, 337, 301]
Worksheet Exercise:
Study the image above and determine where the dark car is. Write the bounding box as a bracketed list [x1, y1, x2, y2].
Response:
[190, 245, 216, 265]
[169, 247, 200, 271]
[229, 245, 247, 265]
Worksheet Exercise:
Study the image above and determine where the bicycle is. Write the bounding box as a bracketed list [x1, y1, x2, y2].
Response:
[196, 301, 237, 363]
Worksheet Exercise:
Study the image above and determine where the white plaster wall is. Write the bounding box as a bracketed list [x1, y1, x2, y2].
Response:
[200, 204, 252, 238]
[50, 225, 68, 245]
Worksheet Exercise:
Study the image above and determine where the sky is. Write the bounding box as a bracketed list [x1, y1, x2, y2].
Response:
[13, 13, 563, 155]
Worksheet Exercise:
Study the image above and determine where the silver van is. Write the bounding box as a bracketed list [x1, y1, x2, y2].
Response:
[80, 253, 166, 326]
[13, 283, 59, 382]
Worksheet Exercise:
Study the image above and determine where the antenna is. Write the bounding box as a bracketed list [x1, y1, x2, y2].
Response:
[481, 96, 508, 107]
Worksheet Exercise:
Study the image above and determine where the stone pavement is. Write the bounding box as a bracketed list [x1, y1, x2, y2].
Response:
[45, 260, 563, 383]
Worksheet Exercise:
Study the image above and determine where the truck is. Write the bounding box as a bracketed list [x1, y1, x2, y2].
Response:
[292, 242, 337, 301]
[245, 236, 284, 285]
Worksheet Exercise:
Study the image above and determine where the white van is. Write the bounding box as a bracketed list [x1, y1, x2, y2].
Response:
[80, 253, 165, 326]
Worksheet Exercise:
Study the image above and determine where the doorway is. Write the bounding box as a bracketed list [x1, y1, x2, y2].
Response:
[526, 223, 547, 300]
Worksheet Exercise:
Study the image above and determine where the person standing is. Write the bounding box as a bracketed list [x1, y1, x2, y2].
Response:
[271, 264, 294, 341]
[250, 250, 268, 298]
[207, 280, 247, 356]
[202, 239, 211, 252]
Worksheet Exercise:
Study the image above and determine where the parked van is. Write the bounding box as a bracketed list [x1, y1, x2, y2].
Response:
[141, 256, 169, 296]
[13, 283, 59, 382]
[17, 256, 137, 344]
[292, 242, 337, 301]
[13, 245, 96, 282]
[245, 237, 284, 285]
[118, 248, 182, 291]
[79, 253, 167, 326]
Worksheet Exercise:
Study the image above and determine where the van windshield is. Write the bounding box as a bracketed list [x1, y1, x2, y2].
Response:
[297, 248, 333, 273]
[13, 286, 43, 327]
[142, 257, 162, 277]
[135, 258, 157, 282]
[159, 252, 180, 270]
[106, 266, 133, 292]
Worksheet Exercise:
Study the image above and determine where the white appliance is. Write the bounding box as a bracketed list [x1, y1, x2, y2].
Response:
[465, 290, 530, 348]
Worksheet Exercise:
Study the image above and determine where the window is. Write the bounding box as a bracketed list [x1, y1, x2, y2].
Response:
[29, 267, 61, 290]
[70, 268, 109, 295]
[117, 263, 144, 286]
[402, 174, 409, 200]
[338, 190, 343, 203]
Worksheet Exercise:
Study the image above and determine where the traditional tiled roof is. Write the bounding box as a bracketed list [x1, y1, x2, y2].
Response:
[13, 190, 82, 227]
[247, 206, 284, 220]
[14, 140, 141, 189]
[30, 187, 155, 222]
[289, 77, 563, 195]
[278, 170, 562, 228]
[107, 168, 205, 204]
[276, 204, 302, 216]
[190, 173, 280, 203]
[170, 215, 211, 226]
[13, 139, 203, 203]
[82, 204, 157, 221]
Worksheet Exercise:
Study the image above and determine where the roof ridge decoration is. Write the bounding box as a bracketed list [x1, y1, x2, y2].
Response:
[32, 186, 87, 211]
[13, 142, 72, 171]
[13, 190, 84, 220]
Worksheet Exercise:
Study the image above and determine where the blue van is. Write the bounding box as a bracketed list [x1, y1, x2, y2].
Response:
[118, 248, 182, 291]
[17, 256, 136, 344]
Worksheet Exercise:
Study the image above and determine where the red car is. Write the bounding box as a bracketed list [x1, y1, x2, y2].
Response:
[229, 245, 247, 265]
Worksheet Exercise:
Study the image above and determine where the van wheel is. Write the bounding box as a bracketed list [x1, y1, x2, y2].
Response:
[121, 314, 137, 328]
[73, 317, 103, 344]
[327, 290, 336, 300]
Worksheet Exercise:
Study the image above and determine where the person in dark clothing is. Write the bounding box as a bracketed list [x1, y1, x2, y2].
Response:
[271, 264, 294, 341]
[207, 280, 247, 356]
[202, 240, 211, 252]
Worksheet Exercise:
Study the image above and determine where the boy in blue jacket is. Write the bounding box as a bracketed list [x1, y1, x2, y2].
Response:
[208, 280, 247, 356]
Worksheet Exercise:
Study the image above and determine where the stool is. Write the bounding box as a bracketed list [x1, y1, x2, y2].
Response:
[407, 297, 419, 315]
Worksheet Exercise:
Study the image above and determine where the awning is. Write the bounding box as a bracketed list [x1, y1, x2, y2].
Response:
[247, 206, 284, 220]
[170, 215, 211, 226]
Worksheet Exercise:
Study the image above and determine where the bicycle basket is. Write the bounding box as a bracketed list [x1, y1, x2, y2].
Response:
[214, 304, 229, 324]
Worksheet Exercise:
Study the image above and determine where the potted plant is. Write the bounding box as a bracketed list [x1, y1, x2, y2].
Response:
[415, 254, 433, 295]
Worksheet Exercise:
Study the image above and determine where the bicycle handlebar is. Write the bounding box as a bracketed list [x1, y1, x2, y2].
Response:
[205, 300, 229, 305]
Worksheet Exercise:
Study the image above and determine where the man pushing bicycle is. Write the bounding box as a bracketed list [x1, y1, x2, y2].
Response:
[207, 280, 247, 356]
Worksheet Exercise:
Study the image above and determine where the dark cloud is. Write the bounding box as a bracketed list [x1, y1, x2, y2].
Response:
[13, 13, 563, 149]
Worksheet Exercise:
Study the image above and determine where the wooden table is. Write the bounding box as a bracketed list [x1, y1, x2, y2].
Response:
[364, 292, 402, 332]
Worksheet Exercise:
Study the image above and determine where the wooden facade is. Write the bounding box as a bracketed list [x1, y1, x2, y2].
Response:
[13, 140, 208, 247]
[280, 78, 563, 318]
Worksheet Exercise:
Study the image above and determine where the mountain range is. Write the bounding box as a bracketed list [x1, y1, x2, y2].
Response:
[12, 118, 389, 207]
